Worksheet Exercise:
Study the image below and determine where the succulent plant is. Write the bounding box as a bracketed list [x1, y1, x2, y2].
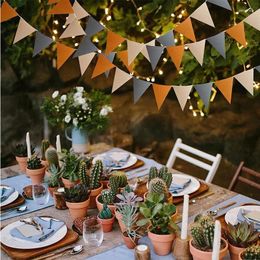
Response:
[14, 143, 35, 157]
[101, 189, 116, 204]
[148, 167, 158, 182]
[241, 244, 260, 260]
[47, 164, 61, 187]
[148, 177, 168, 199]
[99, 204, 113, 219]
[78, 161, 89, 186]
[158, 167, 172, 188]
[64, 184, 89, 203]
[111, 171, 128, 188]
[224, 221, 259, 248]
[61, 152, 80, 182]
[90, 160, 103, 189]
[27, 155, 43, 169]
[45, 147, 59, 169]
[116, 190, 143, 206]
[41, 139, 50, 161]
[109, 175, 120, 194]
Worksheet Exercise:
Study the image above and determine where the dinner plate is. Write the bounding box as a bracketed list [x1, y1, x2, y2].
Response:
[0, 185, 19, 207]
[225, 205, 260, 225]
[93, 151, 137, 170]
[0, 217, 67, 249]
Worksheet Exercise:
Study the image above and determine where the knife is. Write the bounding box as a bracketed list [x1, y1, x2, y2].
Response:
[38, 230, 54, 242]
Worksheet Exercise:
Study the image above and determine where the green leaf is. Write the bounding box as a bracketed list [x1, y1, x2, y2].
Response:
[136, 218, 150, 227]
[140, 207, 151, 218]
[152, 204, 163, 217]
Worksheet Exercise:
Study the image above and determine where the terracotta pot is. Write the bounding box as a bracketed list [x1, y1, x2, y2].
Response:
[148, 231, 176, 256]
[66, 197, 90, 221]
[189, 238, 228, 260]
[115, 210, 126, 232]
[26, 166, 46, 184]
[61, 177, 79, 188]
[48, 186, 57, 197]
[89, 183, 103, 209]
[238, 250, 245, 260]
[96, 194, 116, 214]
[41, 160, 49, 168]
[122, 232, 139, 249]
[228, 242, 245, 260]
[101, 180, 109, 189]
[97, 215, 115, 233]
[16, 156, 28, 174]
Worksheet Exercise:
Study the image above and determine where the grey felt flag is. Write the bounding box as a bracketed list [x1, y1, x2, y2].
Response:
[207, 32, 226, 58]
[85, 16, 104, 36]
[33, 31, 53, 57]
[133, 78, 151, 104]
[194, 82, 213, 108]
[207, 0, 231, 11]
[156, 31, 175, 47]
[147, 46, 164, 71]
[73, 36, 98, 57]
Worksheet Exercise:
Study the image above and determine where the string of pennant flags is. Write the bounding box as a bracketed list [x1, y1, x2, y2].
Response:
[1, 0, 259, 111]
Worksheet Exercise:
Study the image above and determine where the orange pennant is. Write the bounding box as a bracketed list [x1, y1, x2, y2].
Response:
[167, 45, 184, 71]
[92, 54, 115, 78]
[226, 22, 247, 47]
[117, 50, 134, 72]
[215, 77, 233, 103]
[175, 18, 196, 42]
[0, 1, 18, 23]
[48, 0, 73, 14]
[153, 84, 171, 110]
[56, 43, 75, 69]
[105, 30, 125, 55]
[48, 0, 60, 4]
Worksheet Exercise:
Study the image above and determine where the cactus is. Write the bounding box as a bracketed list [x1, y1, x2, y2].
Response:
[64, 184, 89, 203]
[148, 167, 158, 182]
[14, 144, 35, 157]
[109, 175, 120, 194]
[101, 189, 115, 204]
[158, 167, 172, 188]
[41, 139, 50, 161]
[90, 160, 103, 189]
[148, 177, 168, 199]
[191, 224, 207, 249]
[241, 244, 260, 260]
[45, 147, 59, 169]
[99, 204, 113, 219]
[78, 161, 89, 186]
[110, 171, 128, 188]
[27, 155, 43, 169]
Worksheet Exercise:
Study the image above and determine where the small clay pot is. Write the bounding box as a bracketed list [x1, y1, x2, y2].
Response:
[61, 177, 79, 188]
[115, 210, 126, 232]
[89, 183, 103, 209]
[26, 166, 46, 184]
[228, 242, 245, 260]
[97, 215, 115, 233]
[122, 232, 139, 249]
[48, 186, 57, 197]
[100, 180, 109, 189]
[66, 197, 90, 221]
[41, 160, 49, 168]
[96, 194, 116, 214]
[16, 156, 27, 174]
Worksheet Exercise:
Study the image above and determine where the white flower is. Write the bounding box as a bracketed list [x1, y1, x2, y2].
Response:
[64, 114, 71, 123]
[82, 103, 88, 110]
[73, 118, 78, 126]
[52, 90, 59, 99]
[60, 94, 67, 103]
[78, 97, 86, 105]
[76, 86, 84, 93]
[73, 92, 82, 100]
[100, 105, 113, 116]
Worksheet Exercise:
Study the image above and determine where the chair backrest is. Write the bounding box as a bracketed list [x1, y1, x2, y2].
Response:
[166, 138, 222, 183]
[228, 161, 260, 191]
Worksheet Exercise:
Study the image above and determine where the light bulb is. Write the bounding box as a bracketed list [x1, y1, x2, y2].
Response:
[179, 70, 183, 75]
[146, 77, 150, 82]
[174, 39, 178, 43]
[105, 8, 109, 14]
[141, 28, 145, 32]
[178, 14, 182, 19]
[53, 29, 58, 35]
[136, 20, 141, 26]
[193, 111, 197, 117]
[163, 58, 167, 62]
[106, 15, 112, 21]
[189, 105, 193, 110]
[98, 49, 102, 53]
[74, 43, 79, 47]
[138, 7, 143, 11]
[171, 13, 175, 17]
[158, 69, 163, 75]
[52, 36, 56, 41]
[54, 20, 59, 25]
[151, 77, 155, 82]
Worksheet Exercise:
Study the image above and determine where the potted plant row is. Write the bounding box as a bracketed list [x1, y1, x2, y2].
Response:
[26, 155, 46, 184]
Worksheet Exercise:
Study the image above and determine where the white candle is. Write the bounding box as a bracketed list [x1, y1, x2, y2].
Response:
[181, 194, 189, 240]
[212, 220, 221, 260]
[26, 132, 32, 158]
[56, 135, 61, 153]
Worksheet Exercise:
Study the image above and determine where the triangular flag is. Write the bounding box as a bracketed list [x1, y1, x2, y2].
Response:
[175, 18, 196, 42]
[186, 40, 206, 66]
[57, 42, 75, 69]
[118, 50, 134, 72]
[255, 65, 260, 72]
[235, 69, 254, 95]
[60, 19, 85, 39]
[156, 31, 175, 46]
[167, 45, 184, 71]
[78, 53, 96, 75]
[226, 22, 247, 47]
[244, 9, 260, 31]
[206, 0, 231, 11]
[105, 30, 125, 55]
[92, 54, 115, 78]
[215, 77, 233, 103]
[153, 84, 171, 110]
[48, 0, 73, 14]
[133, 78, 151, 103]
[0, 1, 18, 23]
[141, 40, 155, 61]
[190, 2, 215, 27]
[194, 82, 213, 108]
[127, 40, 144, 64]
[147, 46, 164, 71]
[207, 32, 226, 58]
[105, 52, 116, 77]
[73, 36, 98, 57]
[112, 68, 132, 93]
[33, 31, 53, 57]
[85, 16, 104, 36]
[13, 17, 37, 44]
[173, 85, 193, 110]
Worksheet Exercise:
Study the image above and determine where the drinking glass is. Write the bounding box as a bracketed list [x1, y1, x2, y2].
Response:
[83, 216, 103, 247]
[32, 183, 50, 205]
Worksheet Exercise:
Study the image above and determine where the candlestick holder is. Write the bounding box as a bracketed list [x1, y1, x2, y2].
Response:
[135, 244, 151, 260]
[53, 188, 67, 210]
[173, 236, 192, 260]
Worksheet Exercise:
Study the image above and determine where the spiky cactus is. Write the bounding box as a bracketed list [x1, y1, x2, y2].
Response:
[148, 167, 158, 182]
[90, 160, 103, 189]
[41, 139, 50, 161]
[78, 161, 89, 186]
[14, 144, 35, 157]
[148, 177, 168, 198]
[45, 147, 59, 169]
[241, 244, 260, 260]
[109, 175, 120, 194]
[27, 155, 43, 169]
[64, 184, 89, 203]
[111, 171, 128, 188]
[158, 167, 172, 188]
[101, 189, 115, 204]
[99, 204, 113, 219]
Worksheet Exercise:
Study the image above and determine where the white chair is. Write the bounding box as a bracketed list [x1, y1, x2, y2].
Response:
[166, 138, 222, 183]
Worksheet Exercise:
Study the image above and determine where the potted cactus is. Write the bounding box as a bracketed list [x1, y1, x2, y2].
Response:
[41, 139, 50, 168]
[148, 166, 172, 188]
[14, 144, 35, 173]
[26, 155, 46, 184]
[47, 164, 62, 196]
[97, 204, 115, 233]
[96, 189, 117, 214]
[224, 221, 259, 260]
[64, 184, 90, 220]
[189, 215, 228, 260]
[100, 167, 112, 188]
[45, 147, 60, 177]
[107, 171, 128, 192]
[239, 244, 260, 260]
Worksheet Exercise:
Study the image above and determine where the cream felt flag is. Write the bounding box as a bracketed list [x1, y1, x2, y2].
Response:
[78, 53, 96, 75]
[13, 17, 36, 44]
[112, 67, 132, 93]
[173, 85, 193, 110]
[186, 40, 206, 66]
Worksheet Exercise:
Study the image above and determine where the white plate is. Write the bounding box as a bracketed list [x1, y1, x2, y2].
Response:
[0, 185, 19, 207]
[225, 205, 260, 225]
[0, 217, 67, 249]
[93, 151, 137, 170]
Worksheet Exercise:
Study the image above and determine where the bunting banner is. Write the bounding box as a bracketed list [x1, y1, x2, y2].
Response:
[207, 32, 226, 58]
[48, 0, 60, 4]
[175, 17, 196, 42]
[226, 22, 247, 47]
[234, 69, 254, 95]
[60, 19, 85, 39]
[13, 17, 36, 44]
[85, 16, 104, 36]
[92, 54, 115, 78]
[0, 1, 18, 23]
[118, 50, 134, 72]
[105, 30, 125, 55]
[105, 52, 116, 77]
[141, 40, 155, 61]
[78, 52, 96, 75]
[244, 9, 260, 31]
[206, 0, 232, 11]
[112, 67, 132, 93]
[194, 82, 213, 108]
[56, 42, 75, 69]
[153, 84, 171, 110]
[147, 46, 164, 71]
[167, 45, 184, 71]
[215, 77, 233, 103]
[133, 78, 151, 104]
[186, 40, 206, 66]
[156, 31, 175, 47]
[172, 85, 193, 110]
[127, 40, 144, 65]
[73, 36, 98, 57]
[33, 31, 53, 57]
[48, 0, 74, 15]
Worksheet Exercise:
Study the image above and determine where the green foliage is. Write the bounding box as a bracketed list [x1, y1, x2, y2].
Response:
[148, 167, 158, 182]
[61, 152, 80, 182]
[241, 244, 260, 260]
[45, 147, 59, 169]
[64, 184, 89, 203]
[110, 171, 128, 188]
[90, 160, 103, 189]
[47, 164, 61, 187]
[148, 166, 172, 188]
[99, 204, 113, 219]
[109, 175, 120, 194]
[41, 139, 50, 161]
[101, 189, 115, 204]
[27, 155, 43, 169]
[148, 177, 168, 199]
[14, 143, 35, 157]
[78, 161, 90, 186]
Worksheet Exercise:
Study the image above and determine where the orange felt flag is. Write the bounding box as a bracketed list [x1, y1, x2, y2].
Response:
[226, 22, 247, 47]
[92, 54, 115, 78]
[153, 84, 171, 110]
[105, 30, 125, 55]
[0, 1, 18, 23]
[56, 42, 75, 69]
[48, 0, 74, 14]
[117, 50, 134, 72]
[167, 45, 184, 71]
[175, 18, 196, 42]
[215, 77, 233, 103]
